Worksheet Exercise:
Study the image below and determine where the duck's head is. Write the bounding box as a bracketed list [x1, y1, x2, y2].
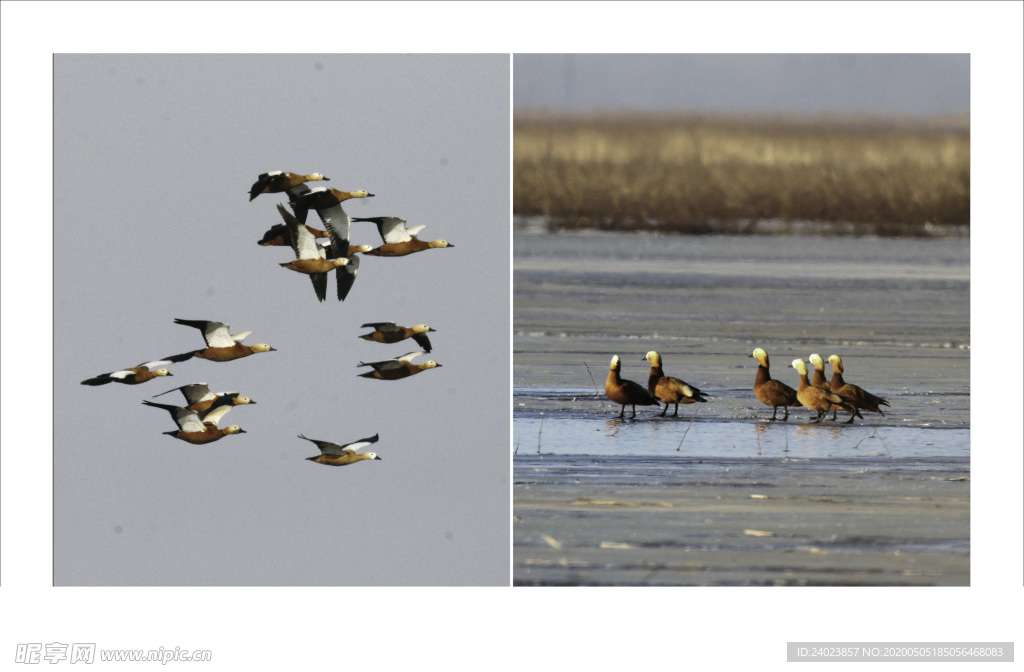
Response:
[828, 354, 844, 373]
[644, 351, 662, 366]
[340, 189, 374, 200]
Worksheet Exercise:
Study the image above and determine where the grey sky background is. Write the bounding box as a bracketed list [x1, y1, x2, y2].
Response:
[52, 54, 509, 586]
[2, 0, 1022, 669]
[515, 54, 970, 116]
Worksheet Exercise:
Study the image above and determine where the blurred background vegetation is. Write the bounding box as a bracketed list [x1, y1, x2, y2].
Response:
[514, 113, 969, 236]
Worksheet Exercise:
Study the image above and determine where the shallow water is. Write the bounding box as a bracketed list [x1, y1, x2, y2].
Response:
[512, 229, 969, 585]
[514, 454, 969, 586]
[513, 229, 969, 458]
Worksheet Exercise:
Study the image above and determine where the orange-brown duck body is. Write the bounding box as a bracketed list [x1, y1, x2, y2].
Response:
[643, 351, 708, 417]
[142, 400, 246, 444]
[791, 359, 858, 424]
[357, 352, 440, 380]
[300, 433, 381, 466]
[249, 171, 328, 201]
[605, 355, 659, 419]
[828, 354, 891, 416]
[81, 360, 173, 386]
[749, 348, 800, 421]
[359, 322, 435, 352]
[165, 319, 276, 363]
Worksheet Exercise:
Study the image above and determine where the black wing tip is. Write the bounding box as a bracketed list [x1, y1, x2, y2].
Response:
[412, 334, 433, 352]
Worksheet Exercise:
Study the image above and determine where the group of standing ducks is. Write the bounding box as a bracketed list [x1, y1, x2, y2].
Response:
[604, 348, 890, 423]
[79, 170, 450, 466]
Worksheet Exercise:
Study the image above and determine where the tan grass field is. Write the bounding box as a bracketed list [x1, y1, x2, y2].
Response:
[514, 113, 969, 235]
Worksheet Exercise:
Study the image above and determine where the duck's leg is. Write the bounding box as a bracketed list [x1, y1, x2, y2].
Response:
[630, 404, 637, 419]
[844, 406, 857, 424]
[672, 403, 679, 417]
[660, 402, 668, 417]
[781, 405, 790, 421]
[618, 405, 626, 419]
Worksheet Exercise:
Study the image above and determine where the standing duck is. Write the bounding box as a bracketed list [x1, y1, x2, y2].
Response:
[809, 353, 837, 420]
[790, 359, 858, 424]
[748, 348, 800, 421]
[604, 355, 659, 419]
[828, 354, 891, 417]
[643, 351, 708, 417]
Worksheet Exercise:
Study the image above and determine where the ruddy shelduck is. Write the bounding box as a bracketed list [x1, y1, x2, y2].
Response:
[81, 360, 173, 386]
[275, 203, 354, 302]
[790, 359, 858, 424]
[604, 355, 659, 419]
[151, 382, 256, 414]
[142, 400, 246, 444]
[748, 348, 800, 421]
[643, 351, 709, 417]
[249, 171, 328, 201]
[164, 319, 275, 363]
[359, 322, 436, 353]
[353, 216, 453, 257]
[828, 354, 891, 417]
[300, 433, 382, 466]
[291, 187, 375, 245]
[257, 222, 329, 247]
[357, 351, 441, 380]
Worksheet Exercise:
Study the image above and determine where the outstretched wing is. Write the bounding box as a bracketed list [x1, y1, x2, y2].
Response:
[336, 254, 359, 301]
[339, 433, 380, 454]
[298, 433, 345, 455]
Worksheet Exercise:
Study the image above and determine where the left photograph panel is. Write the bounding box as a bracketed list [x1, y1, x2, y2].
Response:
[55, 54, 510, 585]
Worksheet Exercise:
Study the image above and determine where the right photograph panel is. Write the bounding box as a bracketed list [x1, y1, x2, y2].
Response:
[512, 54, 969, 586]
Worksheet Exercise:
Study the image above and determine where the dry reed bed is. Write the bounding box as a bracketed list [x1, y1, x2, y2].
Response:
[514, 114, 970, 236]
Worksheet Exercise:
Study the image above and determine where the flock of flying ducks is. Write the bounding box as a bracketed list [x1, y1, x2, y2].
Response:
[604, 348, 890, 422]
[80, 170, 451, 466]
